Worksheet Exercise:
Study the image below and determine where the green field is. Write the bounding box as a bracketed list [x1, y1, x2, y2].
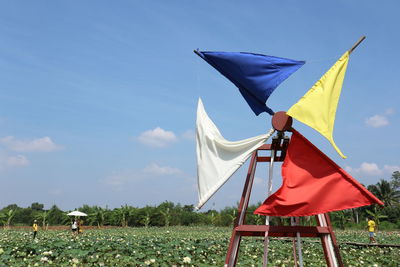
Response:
[0, 227, 399, 266]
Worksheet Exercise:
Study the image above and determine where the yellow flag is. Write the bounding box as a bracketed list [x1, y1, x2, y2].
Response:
[287, 51, 349, 158]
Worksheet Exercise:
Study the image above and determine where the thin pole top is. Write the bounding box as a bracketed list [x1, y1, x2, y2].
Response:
[193, 49, 203, 58]
[349, 36, 366, 54]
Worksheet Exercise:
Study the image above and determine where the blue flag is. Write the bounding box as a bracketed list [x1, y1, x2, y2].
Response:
[196, 51, 305, 115]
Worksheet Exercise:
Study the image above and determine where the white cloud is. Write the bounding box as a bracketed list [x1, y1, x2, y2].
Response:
[142, 163, 182, 176]
[182, 129, 195, 141]
[0, 136, 63, 152]
[137, 127, 178, 147]
[385, 108, 395, 115]
[382, 165, 400, 174]
[0, 136, 62, 170]
[365, 109, 394, 128]
[5, 155, 30, 167]
[365, 115, 389, 128]
[345, 162, 400, 177]
[102, 163, 184, 189]
[357, 162, 381, 176]
[0, 150, 30, 170]
[102, 170, 139, 188]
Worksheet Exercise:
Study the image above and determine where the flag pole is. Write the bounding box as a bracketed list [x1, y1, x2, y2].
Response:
[193, 49, 204, 58]
[348, 36, 366, 54]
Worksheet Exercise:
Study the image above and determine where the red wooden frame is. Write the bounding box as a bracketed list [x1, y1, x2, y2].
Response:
[224, 136, 344, 267]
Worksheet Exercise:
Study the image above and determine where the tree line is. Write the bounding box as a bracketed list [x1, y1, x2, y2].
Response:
[1, 171, 399, 230]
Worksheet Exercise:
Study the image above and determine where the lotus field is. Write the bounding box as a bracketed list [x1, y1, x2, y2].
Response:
[0, 227, 399, 266]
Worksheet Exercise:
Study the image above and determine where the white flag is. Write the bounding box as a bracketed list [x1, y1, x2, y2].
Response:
[196, 98, 274, 209]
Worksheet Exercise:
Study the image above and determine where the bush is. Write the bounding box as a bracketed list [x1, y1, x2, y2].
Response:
[378, 221, 398, 231]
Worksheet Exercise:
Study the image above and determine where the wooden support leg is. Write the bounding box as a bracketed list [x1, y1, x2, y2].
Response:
[263, 147, 276, 267]
[225, 230, 242, 267]
[292, 238, 298, 267]
[324, 213, 344, 267]
[316, 214, 335, 267]
[225, 152, 258, 267]
[262, 229, 270, 267]
[294, 217, 304, 267]
[316, 213, 345, 267]
[291, 218, 299, 267]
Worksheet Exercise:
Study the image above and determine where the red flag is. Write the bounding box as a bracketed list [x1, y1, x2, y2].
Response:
[255, 130, 383, 217]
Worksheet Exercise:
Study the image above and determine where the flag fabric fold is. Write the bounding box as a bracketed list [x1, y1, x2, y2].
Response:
[254, 129, 383, 217]
[196, 98, 274, 209]
[287, 51, 349, 158]
[196, 51, 305, 116]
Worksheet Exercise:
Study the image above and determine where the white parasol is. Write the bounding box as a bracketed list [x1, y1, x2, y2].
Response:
[67, 210, 88, 217]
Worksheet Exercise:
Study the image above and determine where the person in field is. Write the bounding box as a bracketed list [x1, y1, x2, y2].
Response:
[77, 219, 81, 234]
[367, 217, 377, 243]
[71, 220, 78, 234]
[78, 219, 84, 234]
[32, 220, 38, 239]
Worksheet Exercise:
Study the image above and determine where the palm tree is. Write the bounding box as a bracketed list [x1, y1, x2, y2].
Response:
[366, 205, 388, 225]
[89, 206, 105, 228]
[332, 210, 348, 230]
[228, 210, 237, 226]
[140, 212, 151, 228]
[0, 209, 16, 229]
[351, 208, 360, 224]
[390, 171, 400, 190]
[116, 205, 132, 227]
[209, 211, 220, 226]
[35, 210, 49, 230]
[0, 213, 5, 227]
[159, 208, 171, 227]
[368, 179, 400, 207]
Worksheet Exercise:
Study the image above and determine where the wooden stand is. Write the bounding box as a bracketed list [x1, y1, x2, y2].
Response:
[224, 135, 344, 267]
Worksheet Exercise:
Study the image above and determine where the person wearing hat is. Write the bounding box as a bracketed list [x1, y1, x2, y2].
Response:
[32, 220, 39, 239]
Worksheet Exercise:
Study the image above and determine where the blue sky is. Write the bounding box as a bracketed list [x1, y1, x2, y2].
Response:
[0, 1, 399, 211]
